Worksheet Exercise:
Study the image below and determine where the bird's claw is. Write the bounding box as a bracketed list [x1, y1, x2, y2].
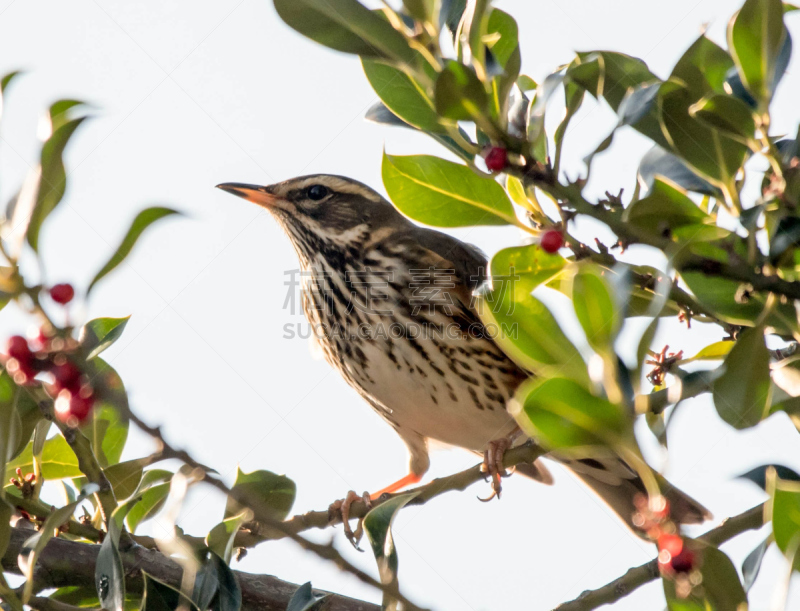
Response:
[479, 437, 513, 502]
[328, 490, 372, 549]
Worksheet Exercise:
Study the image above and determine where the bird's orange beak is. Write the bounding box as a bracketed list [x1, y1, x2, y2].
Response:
[216, 182, 277, 208]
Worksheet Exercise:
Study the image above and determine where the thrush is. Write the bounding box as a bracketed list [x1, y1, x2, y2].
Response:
[217, 175, 710, 540]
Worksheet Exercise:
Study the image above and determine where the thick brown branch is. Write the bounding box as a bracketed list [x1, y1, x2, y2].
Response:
[553, 503, 765, 611]
[2, 526, 379, 611]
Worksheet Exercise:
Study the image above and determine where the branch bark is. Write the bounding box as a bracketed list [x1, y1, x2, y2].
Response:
[2, 526, 380, 611]
[553, 503, 765, 611]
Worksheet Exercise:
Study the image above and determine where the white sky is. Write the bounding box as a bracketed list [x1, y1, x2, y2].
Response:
[1, 0, 800, 609]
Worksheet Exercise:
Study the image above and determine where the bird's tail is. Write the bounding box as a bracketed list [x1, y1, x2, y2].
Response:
[519, 454, 711, 535]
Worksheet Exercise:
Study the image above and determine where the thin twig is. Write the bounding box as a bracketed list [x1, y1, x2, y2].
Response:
[554, 504, 765, 611]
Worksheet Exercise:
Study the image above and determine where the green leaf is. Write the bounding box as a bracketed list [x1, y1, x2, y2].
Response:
[486, 9, 521, 117]
[664, 541, 747, 609]
[362, 60, 443, 133]
[124, 470, 172, 533]
[0, 70, 22, 122]
[88, 207, 180, 295]
[572, 265, 622, 354]
[568, 51, 657, 111]
[475, 245, 588, 385]
[0, 371, 19, 484]
[713, 325, 772, 429]
[382, 153, 517, 227]
[6, 432, 81, 481]
[434, 61, 488, 120]
[206, 510, 251, 565]
[638, 145, 719, 196]
[192, 552, 220, 611]
[286, 582, 329, 611]
[272, 0, 416, 63]
[104, 458, 150, 501]
[728, 0, 788, 107]
[510, 377, 632, 451]
[17, 483, 99, 602]
[742, 536, 771, 591]
[768, 470, 800, 569]
[689, 94, 756, 141]
[553, 80, 584, 173]
[208, 552, 241, 611]
[141, 572, 185, 611]
[80, 317, 130, 360]
[624, 177, 710, 234]
[671, 35, 735, 97]
[225, 468, 296, 521]
[96, 516, 125, 611]
[26, 116, 88, 252]
[683, 340, 734, 362]
[364, 491, 419, 610]
[657, 83, 748, 189]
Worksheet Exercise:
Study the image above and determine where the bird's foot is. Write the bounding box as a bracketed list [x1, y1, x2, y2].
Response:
[328, 490, 372, 550]
[479, 437, 514, 502]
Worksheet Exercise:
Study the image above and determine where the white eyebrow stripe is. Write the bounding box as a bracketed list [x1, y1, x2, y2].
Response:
[292, 176, 382, 202]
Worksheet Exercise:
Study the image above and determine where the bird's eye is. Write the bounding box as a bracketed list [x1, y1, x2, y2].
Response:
[306, 185, 329, 200]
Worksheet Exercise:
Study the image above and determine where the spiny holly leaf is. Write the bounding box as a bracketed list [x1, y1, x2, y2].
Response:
[80, 316, 130, 360]
[225, 468, 296, 522]
[87, 207, 180, 295]
[382, 153, 518, 227]
[689, 94, 756, 142]
[713, 325, 772, 429]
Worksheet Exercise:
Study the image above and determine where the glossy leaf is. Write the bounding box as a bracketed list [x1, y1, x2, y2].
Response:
[434, 61, 488, 120]
[553, 80, 584, 172]
[103, 458, 150, 501]
[638, 145, 718, 196]
[743, 536, 771, 591]
[17, 483, 99, 602]
[0, 371, 18, 482]
[272, 0, 416, 63]
[225, 468, 296, 521]
[141, 572, 186, 611]
[568, 51, 657, 111]
[475, 246, 588, 385]
[511, 377, 632, 451]
[286, 582, 329, 611]
[664, 542, 748, 609]
[572, 266, 621, 354]
[658, 83, 748, 189]
[625, 177, 710, 234]
[728, 0, 788, 107]
[362, 60, 444, 133]
[364, 492, 419, 610]
[124, 470, 172, 533]
[671, 35, 734, 97]
[738, 464, 800, 489]
[0, 71, 22, 123]
[26, 117, 88, 252]
[208, 551, 241, 611]
[96, 516, 125, 611]
[768, 471, 800, 569]
[206, 510, 252, 564]
[192, 552, 220, 611]
[713, 325, 771, 429]
[382, 153, 518, 227]
[6, 433, 80, 481]
[80, 316, 130, 360]
[486, 9, 521, 116]
[682, 340, 734, 363]
[85, 399, 129, 468]
[88, 207, 180, 295]
[690, 93, 756, 141]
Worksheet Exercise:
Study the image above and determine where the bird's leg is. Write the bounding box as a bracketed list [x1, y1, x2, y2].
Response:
[479, 429, 522, 502]
[328, 490, 372, 550]
[369, 472, 423, 501]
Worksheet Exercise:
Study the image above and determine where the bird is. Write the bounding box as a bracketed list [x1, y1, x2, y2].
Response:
[217, 174, 710, 542]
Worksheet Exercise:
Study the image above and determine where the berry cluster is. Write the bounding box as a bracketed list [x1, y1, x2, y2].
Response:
[632, 494, 697, 578]
[3, 283, 96, 425]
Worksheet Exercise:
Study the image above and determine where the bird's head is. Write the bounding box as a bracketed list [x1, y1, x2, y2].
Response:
[216, 175, 408, 261]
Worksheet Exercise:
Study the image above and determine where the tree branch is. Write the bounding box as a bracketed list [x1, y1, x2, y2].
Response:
[553, 503, 765, 611]
[1, 526, 380, 611]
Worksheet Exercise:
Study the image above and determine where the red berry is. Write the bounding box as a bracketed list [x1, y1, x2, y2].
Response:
[657, 533, 683, 557]
[540, 230, 564, 253]
[52, 361, 82, 392]
[669, 548, 695, 573]
[7, 335, 31, 360]
[54, 388, 95, 424]
[484, 147, 508, 172]
[50, 283, 75, 305]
